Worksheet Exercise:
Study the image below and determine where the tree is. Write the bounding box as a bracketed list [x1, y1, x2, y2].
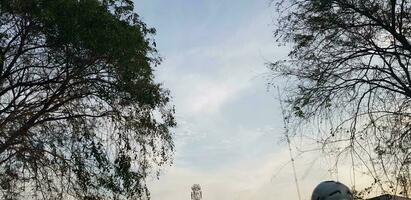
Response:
[0, 0, 176, 199]
[272, 0, 411, 197]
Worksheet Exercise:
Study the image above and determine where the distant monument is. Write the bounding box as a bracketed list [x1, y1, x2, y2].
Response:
[191, 184, 202, 200]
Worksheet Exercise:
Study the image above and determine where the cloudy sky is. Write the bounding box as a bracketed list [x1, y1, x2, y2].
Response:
[135, 1, 368, 200]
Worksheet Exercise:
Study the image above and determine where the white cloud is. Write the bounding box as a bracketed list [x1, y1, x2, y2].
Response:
[181, 76, 248, 115]
[153, 4, 282, 117]
[156, 42, 264, 116]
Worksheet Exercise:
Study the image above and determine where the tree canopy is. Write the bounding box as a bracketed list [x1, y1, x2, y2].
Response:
[0, 0, 175, 199]
[272, 0, 411, 197]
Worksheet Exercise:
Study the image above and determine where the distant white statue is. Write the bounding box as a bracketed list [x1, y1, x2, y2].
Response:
[191, 184, 202, 200]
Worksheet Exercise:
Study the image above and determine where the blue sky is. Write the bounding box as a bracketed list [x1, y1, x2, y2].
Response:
[135, 1, 369, 200]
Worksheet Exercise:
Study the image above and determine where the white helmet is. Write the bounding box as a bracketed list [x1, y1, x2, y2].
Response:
[311, 181, 353, 200]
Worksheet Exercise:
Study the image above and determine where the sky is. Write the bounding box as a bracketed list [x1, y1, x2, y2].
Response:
[135, 1, 370, 200]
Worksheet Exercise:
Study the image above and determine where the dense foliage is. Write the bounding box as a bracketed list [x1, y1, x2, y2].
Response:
[272, 0, 411, 197]
[0, 0, 175, 199]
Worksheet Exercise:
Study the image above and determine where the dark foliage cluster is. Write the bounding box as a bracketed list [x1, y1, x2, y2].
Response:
[0, 0, 175, 199]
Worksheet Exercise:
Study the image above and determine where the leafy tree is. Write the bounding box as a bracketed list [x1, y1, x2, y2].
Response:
[0, 0, 175, 199]
[272, 0, 411, 197]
